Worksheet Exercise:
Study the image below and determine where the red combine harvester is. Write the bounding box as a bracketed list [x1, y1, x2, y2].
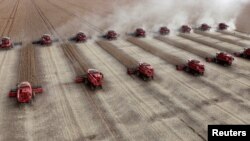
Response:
[75, 69, 104, 89]
[134, 28, 146, 37]
[32, 34, 59, 46]
[180, 25, 191, 33]
[176, 60, 205, 75]
[218, 23, 228, 30]
[127, 62, 154, 80]
[199, 24, 211, 31]
[159, 26, 170, 35]
[9, 82, 43, 104]
[70, 32, 88, 42]
[0, 37, 22, 49]
[206, 52, 234, 66]
[0, 37, 13, 49]
[104, 30, 118, 40]
[234, 48, 250, 59]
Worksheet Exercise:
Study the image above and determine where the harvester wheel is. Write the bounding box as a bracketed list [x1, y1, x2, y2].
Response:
[136, 71, 140, 76]
[17, 101, 22, 108]
[205, 58, 209, 62]
[194, 72, 199, 76]
[29, 99, 33, 105]
[215, 59, 219, 63]
[176, 65, 180, 70]
[184, 67, 189, 72]
[90, 84, 95, 90]
[84, 79, 88, 85]
[32, 92, 36, 101]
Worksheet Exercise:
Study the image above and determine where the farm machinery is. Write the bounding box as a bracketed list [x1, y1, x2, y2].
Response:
[134, 28, 146, 37]
[103, 30, 118, 40]
[176, 59, 205, 76]
[234, 48, 250, 59]
[127, 62, 154, 80]
[218, 23, 228, 30]
[199, 24, 211, 31]
[159, 26, 170, 35]
[69, 32, 88, 42]
[9, 82, 43, 104]
[32, 34, 59, 46]
[180, 25, 191, 33]
[206, 52, 234, 66]
[75, 69, 104, 89]
[0, 37, 22, 49]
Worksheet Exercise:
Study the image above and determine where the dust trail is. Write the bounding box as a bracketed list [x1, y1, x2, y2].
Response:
[84, 0, 248, 34]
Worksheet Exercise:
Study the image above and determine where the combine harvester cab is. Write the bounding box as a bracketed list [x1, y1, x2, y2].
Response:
[180, 25, 191, 33]
[0, 37, 22, 49]
[69, 32, 88, 43]
[135, 28, 146, 37]
[234, 48, 250, 59]
[159, 26, 170, 35]
[103, 30, 118, 40]
[199, 24, 211, 31]
[75, 69, 104, 90]
[176, 59, 205, 76]
[9, 81, 43, 104]
[32, 34, 59, 46]
[218, 23, 228, 30]
[127, 62, 154, 80]
[206, 52, 234, 66]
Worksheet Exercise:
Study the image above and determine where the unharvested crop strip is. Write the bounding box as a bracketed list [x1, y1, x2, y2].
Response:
[18, 45, 38, 85]
[96, 41, 138, 68]
[127, 38, 186, 65]
[194, 30, 248, 47]
[219, 30, 250, 40]
[179, 34, 236, 54]
[156, 36, 213, 58]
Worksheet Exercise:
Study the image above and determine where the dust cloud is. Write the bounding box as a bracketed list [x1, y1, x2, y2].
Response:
[87, 0, 249, 34]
